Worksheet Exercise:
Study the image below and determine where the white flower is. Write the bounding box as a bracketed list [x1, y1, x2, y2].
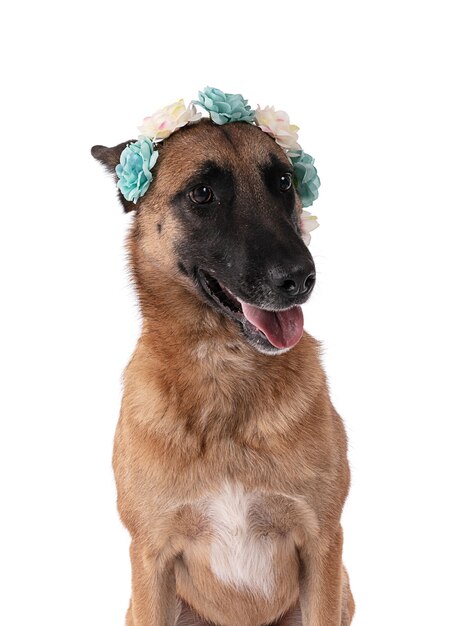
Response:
[300, 210, 319, 246]
[255, 105, 301, 155]
[138, 99, 201, 142]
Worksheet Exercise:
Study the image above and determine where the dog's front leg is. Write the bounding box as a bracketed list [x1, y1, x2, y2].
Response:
[127, 540, 178, 626]
[298, 527, 345, 626]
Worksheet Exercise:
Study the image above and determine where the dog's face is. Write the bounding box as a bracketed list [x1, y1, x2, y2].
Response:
[93, 120, 316, 354]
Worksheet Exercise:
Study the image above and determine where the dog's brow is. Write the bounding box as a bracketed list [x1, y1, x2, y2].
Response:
[185, 160, 233, 185]
[263, 153, 291, 173]
[259, 153, 292, 182]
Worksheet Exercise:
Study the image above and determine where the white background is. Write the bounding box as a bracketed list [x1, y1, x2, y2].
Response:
[1, 1, 456, 625]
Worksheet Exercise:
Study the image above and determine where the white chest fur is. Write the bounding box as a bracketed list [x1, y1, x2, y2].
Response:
[203, 483, 275, 597]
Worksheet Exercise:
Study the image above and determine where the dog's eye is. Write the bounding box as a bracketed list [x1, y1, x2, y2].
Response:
[279, 173, 293, 192]
[190, 185, 214, 205]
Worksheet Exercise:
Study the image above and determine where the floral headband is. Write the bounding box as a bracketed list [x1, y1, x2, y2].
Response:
[116, 87, 320, 245]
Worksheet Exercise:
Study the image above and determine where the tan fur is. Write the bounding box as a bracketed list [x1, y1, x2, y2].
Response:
[110, 121, 354, 625]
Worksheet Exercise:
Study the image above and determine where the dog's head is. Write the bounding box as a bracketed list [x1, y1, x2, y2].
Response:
[92, 119, 316, 355]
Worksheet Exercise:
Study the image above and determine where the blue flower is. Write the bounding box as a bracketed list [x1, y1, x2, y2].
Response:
[195, 86, 255, 125]
[291, 151, 321, 208]
[115, 138, 158, 203]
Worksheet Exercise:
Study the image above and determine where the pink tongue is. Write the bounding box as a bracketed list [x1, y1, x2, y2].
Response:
[240, 302, 304, 349]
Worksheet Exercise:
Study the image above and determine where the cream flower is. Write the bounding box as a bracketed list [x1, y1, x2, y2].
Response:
[300, 210, 319, 246]
[255, 105, 301, 155]
[138, 99, 201, 143]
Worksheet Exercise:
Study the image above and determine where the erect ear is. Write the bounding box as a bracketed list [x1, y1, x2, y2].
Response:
[91, 141, 136, 213]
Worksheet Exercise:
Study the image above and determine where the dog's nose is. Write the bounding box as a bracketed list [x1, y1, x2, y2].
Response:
[270, 268, 316, 298]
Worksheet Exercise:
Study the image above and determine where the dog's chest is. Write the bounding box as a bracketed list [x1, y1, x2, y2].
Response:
[186, 483, 299, 597]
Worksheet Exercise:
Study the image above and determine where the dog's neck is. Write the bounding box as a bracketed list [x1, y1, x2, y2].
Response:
[125, 259, 326, 449]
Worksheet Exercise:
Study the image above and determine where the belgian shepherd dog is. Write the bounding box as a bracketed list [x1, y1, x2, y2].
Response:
[92, 117, 354, 626]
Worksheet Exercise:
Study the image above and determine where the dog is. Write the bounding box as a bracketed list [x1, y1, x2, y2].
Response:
[92, 117, 354, 626]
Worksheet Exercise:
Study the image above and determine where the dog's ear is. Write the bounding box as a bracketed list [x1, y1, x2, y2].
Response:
[91, 141, 136, 213]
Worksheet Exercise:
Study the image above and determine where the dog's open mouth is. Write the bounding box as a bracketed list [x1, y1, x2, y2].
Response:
[197, 270, 304, 351]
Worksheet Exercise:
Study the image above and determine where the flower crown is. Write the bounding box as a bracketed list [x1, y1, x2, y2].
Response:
[116, 87, 320, 246]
